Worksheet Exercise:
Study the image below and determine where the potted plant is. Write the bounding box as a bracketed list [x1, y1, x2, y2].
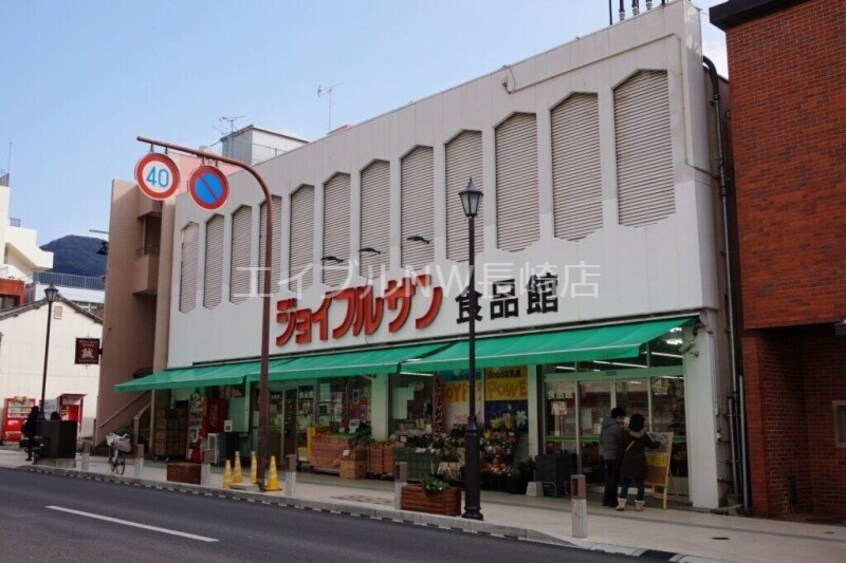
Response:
[400, 474, 462, 516]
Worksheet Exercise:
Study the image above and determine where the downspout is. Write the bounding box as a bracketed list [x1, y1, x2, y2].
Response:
[704, 56, 749, 510]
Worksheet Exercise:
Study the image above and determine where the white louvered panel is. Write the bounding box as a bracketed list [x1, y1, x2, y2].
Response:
[323, 174, 351, 286]
[359, 161, 391, 277]
[445, 131, 483, 262]
[401, 146, 434, 270]
[230, 206, 252, 303]
[203, 215, 224, 309]
[496, 113, 539, 252]
[258, 196, 282, 296]
[614, 71, 675, 227]
[551, 94, 603, 240]
[289, 186, 315, 293]
[179, 223, 199, 313]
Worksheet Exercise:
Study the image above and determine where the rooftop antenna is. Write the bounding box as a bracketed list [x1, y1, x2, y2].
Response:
[317, 83, 341, 134]
[219, 115, 246, 135]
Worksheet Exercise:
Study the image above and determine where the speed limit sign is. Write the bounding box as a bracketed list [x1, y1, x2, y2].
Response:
[135, 153, 180, 200]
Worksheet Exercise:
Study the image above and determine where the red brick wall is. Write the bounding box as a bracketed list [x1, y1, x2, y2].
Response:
[726, 0, 846, 329]
[801, 333, 846, 514]
[0, 278, 25, 306]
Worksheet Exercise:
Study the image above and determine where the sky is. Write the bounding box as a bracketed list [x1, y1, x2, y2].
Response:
[0, 0, 727, 245]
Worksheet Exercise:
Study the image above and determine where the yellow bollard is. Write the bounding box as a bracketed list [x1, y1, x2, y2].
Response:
[222, 459, 232, 489]
[233, 451, 244, 484]
[250, 451, 258, 484]
[265, 455, 282, 491]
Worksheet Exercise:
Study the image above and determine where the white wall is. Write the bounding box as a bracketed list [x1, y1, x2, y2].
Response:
[0, 301, 102, 436]
[169, 1, 717, 365]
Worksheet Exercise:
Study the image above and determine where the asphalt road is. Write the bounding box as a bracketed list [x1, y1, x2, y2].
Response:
[0, 468, 637, 562]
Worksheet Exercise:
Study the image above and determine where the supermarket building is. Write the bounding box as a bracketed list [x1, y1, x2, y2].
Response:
[105, 1, 735, 509]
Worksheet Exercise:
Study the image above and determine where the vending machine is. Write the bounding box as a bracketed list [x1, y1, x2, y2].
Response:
[186, 396, 227, 462]
[1, 397, 36, 443]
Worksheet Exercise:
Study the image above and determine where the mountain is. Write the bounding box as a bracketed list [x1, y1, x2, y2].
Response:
[41, 235, 107, 277]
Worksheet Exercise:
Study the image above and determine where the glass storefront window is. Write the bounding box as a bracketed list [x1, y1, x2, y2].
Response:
[390, 374, 433, 436]
[544, 380, 577, 454]
[616, 379, 649, 424]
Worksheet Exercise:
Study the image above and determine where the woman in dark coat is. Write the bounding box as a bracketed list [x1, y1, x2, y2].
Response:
[617, 413, 656, 511]
[22, 406, 40, 461]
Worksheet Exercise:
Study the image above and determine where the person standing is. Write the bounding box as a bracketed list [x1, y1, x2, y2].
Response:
[599, 406, 627, 507]
[617, 413, 657, 511]
[22, 406, 40, 461]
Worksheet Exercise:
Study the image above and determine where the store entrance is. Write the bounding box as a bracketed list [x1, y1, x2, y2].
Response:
[282, 389, 297, 462]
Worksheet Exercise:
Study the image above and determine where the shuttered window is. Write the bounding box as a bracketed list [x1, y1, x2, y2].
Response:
[203, 214, 224, 309]
[401, 146, 434, 270]
[289, 185, 315, 293]
[359, 161, 390, 277]
[323, 173, 351, 286]
[259, 196, 283, 296]
[614, 70, 675, 227]
[496, 113, 539, 252]
[179, 223, 199, 313]
[445, 131, 483, 262]
[230, 205, 253, 303]
[551, 94, 603, 240]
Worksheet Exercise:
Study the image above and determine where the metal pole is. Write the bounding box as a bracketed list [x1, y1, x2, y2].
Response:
[39, 299, 54, 423]
[462, 214, 483, 520]
[136, 136, 274, 490]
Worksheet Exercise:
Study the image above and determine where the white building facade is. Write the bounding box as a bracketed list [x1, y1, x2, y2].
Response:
[124, 2, 733, 508]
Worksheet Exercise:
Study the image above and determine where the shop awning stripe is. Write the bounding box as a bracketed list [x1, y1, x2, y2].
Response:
[245, 342, 449, 381]
[399, 317, 694, 372]
[113, 361, 262, 392]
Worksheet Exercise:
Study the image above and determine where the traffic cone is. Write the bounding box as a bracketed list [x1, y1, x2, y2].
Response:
[222, 459, 232, 489]
[250, 451, 258, 484]
[233, 451, 244, 484]
[265, 455, 282, 491]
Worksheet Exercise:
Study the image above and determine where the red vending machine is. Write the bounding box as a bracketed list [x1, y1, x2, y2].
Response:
[57, 394, 85, 429]
[1, 397, 36, 443]
[186, 396, 227, 462]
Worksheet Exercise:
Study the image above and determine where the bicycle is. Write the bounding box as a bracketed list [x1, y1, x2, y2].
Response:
[29, 435, 48, 465]
[106, 433, 132, 475]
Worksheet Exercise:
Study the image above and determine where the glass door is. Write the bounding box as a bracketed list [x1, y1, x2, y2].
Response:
[578, 380, 611, 483]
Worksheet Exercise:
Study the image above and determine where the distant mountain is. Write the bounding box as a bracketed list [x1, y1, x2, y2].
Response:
[41, 235, 107, 277]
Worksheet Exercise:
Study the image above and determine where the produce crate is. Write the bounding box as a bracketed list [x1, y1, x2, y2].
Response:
[340, 459, 367, 480]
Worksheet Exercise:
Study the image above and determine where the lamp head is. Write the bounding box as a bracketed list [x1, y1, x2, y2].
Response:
[44, 284, 59, 304]
[459, 178, 483, 218]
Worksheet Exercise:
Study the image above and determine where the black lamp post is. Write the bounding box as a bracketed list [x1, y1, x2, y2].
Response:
[39, 284, 59, 422]
[458, 178, 483, 521]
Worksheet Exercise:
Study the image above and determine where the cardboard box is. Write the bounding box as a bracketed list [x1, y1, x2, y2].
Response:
[340, 459, 367, 480]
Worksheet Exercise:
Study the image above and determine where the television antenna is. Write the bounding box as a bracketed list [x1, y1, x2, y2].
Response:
[219, 115, 246, 135]
[317, 83, 341, 134]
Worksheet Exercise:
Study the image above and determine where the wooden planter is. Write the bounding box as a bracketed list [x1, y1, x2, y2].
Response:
[400, 484, 461, 516]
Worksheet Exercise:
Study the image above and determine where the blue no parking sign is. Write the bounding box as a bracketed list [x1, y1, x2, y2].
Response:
[188, 166, 229, 210]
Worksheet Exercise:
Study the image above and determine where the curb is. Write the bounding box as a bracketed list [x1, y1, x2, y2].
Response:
[17, 464, 716, 561]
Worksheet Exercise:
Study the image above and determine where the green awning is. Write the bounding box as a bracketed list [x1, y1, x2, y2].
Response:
[400, 317, 693, 372]
[114, 361, 260, 392]
[246, 343, 449, 382]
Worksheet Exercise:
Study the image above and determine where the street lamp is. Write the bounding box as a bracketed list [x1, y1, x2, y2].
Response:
[40, 284, 60, 421]
[458, 178, 483, 521]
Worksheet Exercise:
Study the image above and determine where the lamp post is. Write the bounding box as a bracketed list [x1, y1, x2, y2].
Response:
[458, 178, 483, 521]
[40, 284, 60, 422]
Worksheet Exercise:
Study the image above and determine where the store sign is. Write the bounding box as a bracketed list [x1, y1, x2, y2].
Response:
[75, 338, 101, 365]
[276, 274, 443, 347]
[484, 367, 528, 401]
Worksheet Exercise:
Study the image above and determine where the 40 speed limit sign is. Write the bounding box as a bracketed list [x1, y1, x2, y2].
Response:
[135, 153, 180, 201]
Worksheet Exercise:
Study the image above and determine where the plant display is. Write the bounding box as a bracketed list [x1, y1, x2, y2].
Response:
[422, 474, 450, 495]
[480, 417, 517, 476]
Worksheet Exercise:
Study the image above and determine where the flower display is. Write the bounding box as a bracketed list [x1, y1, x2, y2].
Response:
[480, 416, 517, 476]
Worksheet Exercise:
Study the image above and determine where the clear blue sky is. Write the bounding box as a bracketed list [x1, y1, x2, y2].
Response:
[0, 0, 726, 245]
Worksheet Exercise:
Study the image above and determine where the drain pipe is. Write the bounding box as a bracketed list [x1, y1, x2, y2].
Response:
[704, 56, 749, 511]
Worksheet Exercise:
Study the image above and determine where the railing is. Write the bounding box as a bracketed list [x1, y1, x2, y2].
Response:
[32, 271, 105, 290]
[136, 245, 160, 257]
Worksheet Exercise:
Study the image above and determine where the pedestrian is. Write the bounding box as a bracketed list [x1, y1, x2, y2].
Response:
[22, 406, 40, 461]
[599, 406, 627, 507]
[50, 411, 62, 421]
[617, 413, 657, 511]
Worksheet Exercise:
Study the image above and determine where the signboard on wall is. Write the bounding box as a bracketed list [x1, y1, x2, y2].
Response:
[75, 338, 101, 365]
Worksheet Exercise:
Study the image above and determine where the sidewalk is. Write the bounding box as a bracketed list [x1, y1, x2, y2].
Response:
[1, 448, 843, 562]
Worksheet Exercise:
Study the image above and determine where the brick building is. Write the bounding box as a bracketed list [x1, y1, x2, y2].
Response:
[711, 0, 846, 516]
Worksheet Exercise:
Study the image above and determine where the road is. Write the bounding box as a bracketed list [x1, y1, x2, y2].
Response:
[0, 468, 638, 562]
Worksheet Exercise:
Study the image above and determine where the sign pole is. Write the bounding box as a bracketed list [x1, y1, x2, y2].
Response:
[137, 136, 274, 490]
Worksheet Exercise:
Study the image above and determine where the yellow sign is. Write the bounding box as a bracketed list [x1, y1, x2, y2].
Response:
[443, 381, 483, 403]
[484, 366, 528, 401]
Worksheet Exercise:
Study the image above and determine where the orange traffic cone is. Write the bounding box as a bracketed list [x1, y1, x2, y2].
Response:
[233, 451, 244, 484]
[265, 455, 282, 491]
[222, 459, 232, 489]
[250, 451, 258, 484]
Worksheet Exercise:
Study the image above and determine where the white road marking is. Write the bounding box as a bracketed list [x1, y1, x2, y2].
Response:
[45, 506, 218, 543]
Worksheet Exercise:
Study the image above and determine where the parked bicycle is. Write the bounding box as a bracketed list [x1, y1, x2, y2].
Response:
[106, 433, 132, 475]
[29, 435, 48, 464]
